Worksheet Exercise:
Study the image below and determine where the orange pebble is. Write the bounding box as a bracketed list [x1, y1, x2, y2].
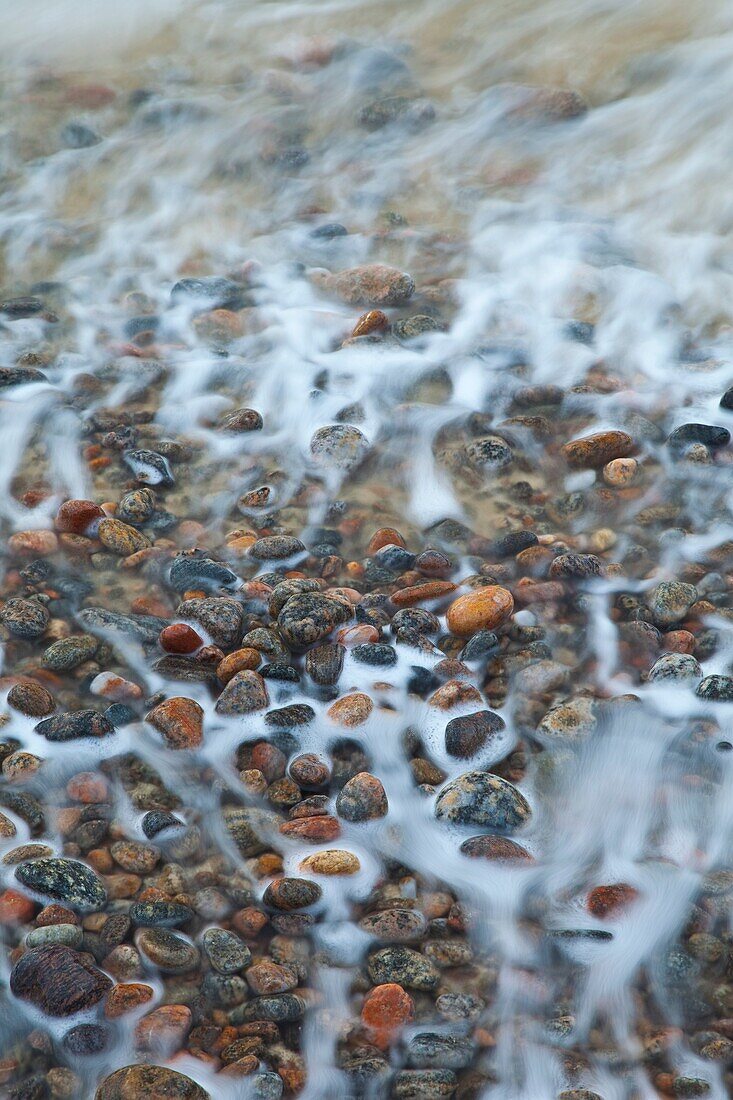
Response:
[0, 889, 36, 924]
[361, 983, 413, 1047]
[662, 630, 696, 654]
[367, 527, 406, 554]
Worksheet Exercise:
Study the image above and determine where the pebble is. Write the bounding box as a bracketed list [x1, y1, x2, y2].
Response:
[8, 529, 58, 557]
[137, 929, 201, 972]
[7, 680, 55, 716]
[310, 424, 370, 468]
[11, 944, 112, 1015]
[218, 407, 263, 432]
[15, 858, 107, 911]
[406, 1032, 474, 1069]
[26, 923, 83, 949]
[648, 581, 698, 626]
[561, 430, 635, 468]
[203, 927, 251, 973]
[1, 598, 49, 638]
[123, 448, 175, 486]
[445, 709, 505, 757]
[98, 518, 151, 555]
[129, 900, 193, 928]
[327, 692, 374, 726]
[648, 653, 702, 683]
[263, 877, 322, 910]
[320, 264, 414, 306]
[392, 1069, 458, 1097]
[169, 556, 237, 592]
[368, 946, 439, 990]
[359, 908, 427, 941]
[305, 642, 345, 685]
[696, 674, 733, 701]
[446, 586, 514, 638]
[104, 983, 154, 1019]
[178, 596, 244, 647]
[300, 849, 360, 874]
[55, 499, 105, 534]
[35, 709, 114, 741]
[250, 535, 305, 560]
[336, 772, 388, 820]
[460, 834, 533, 862]
[159, 623, 203, 653]
[435, 771, 531, 832]
[94, 1065, 209, 1099]
[42, 634, 98, 670]
[215, 670, 269, 714]
[117, 487, 156, 525]
[147, 696, 204, 749]
[548, 553, 603, 578]
[361, 982, 413, 1043]
[537, 696, 598, 740]
[668, 423, 730, 449]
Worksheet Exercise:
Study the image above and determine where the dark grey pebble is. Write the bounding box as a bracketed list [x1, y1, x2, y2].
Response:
[367, 946, 439, 990]
[352, 643, 397, 666]
[124, 448, 175, 486]
[171, 276, 246, 309]
[435, 770, 530, 831]
[177, 596, 243, 647]
[142, 810, 185, 838]
[169, 557, 237, 592]
[696, 674, 733, 701]
[487, 530, 538, 558]
[445, 710, 505, 758]
[129, 900, 193, 927]
[392, 1069, 458, 1097]
[265, 703, 315, 728]
[668, 423, 730, 449]
[15, 857, 106, 911]
[41, 634, 98, 670]
[35, 709, 114, 741]
[201, 972, 248, 1006]
[236, 994, 305, 1022]
[10, 945, 112, 1015]
[406, 1032, 474, 1069]
[0, 297, 45, 318]
[203, 927, 251, 973]
[63, 1023, 110, 1055]
[250, 536, 305, 561]
[1, 598, 49, 638]
[77, 606, 169, 643]
[0, 367, 48, 387]
[460, 630, 499, 660]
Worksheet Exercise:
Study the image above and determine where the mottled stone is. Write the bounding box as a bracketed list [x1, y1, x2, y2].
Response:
[11, 945, 112, 1015]
[435, 771, 530, 832]
[15, 858, 106, 911]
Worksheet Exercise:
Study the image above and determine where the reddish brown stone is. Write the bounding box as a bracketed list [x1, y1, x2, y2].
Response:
[146, 697, 204, 749]
[10, 944, 112, 1015]
[587, 882, 639, 919]
[561, 430, 635, 469]
[391, 581, 457, 607]
[134, 1004, 192, 1054]
[105, 983, 155, 1019]
[279, 816, 341, 842]
[361, 983, 413, 1047]
[159, 624, 203, 654]
[55, 499, 104, 534]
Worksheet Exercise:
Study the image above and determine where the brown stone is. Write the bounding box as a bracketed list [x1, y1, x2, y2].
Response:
[10, 945, 112, 1015]
[8, 530, 58, 557]
[391, 580, 457, 607]
[320, 265, 414, 307]
[105, 982, 155, 1019]
[279, 816, 341, 842]
[446, 586, 514, 638]
[217, 648, 261, 682]
[300, 849, 361, 875]
[94, 1065, 209, 1100]
[351, 309, 390, 337]
[135, 1004, 192, 1054]
[97, 518, 151, 556]
[159, 624, 203, 653]
[326, 692, 373, 726]
[55, 499, 104, 534]
[146, 697, 204, 749]
[561, 430, 635, 469]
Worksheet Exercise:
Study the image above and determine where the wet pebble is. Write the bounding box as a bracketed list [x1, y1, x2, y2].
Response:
[15, 858, 107, 911]
[137, 929, 201, 972]
[1, 598, 49, 638]
[203, 927, 251, 973]
[435, 770, 531, 832]
[11, 944, 112, 1015]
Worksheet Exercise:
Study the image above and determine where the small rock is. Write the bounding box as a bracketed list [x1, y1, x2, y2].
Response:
[147, 697, 204, 749]
[169, 557, 237, 592]
[94, 1065, 209, 1100]
[368, 946, 439, 990]
[1, 598, 50, 638]
[310, 424, 370, 469]
[445, 710, 504, 758]
[215, 671, 269, 715]
[98, 518, 151, 556]
[7, 680, 55, 717]
[137, 929, 200, 973]
[561, 430, 635, 468]
[648, 653, 702, 683]
[648, 581, 698, 627]
[320, 264, 414, 307]
[336, 772, 388, 820]
[446, 586, 514, 638]
[35, 709, 114, 741]
[435, 771, 530, 832]
[459, 835, 533, 862]
[262, 878, 322, 911]
[696, 675, 733, 701]
[15, 857, 106, 911]
[42, 634, 98, 670]
[11, 944, 112, 1015]
[203, 927, 251, 973]
[300, 849, 360, 875]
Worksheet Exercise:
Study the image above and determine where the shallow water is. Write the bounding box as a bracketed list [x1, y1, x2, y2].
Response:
[1, 1, 733, 1098]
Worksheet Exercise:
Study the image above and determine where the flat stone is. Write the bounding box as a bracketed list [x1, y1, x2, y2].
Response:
[95, 1065, 209, 1099]
[15, 858, 106, 911]
[35, 709, 114, 741]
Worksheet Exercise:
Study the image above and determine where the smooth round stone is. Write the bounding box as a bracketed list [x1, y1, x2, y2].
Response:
[201, 972, 248, 1006]
[446, 586, 514, 638]
[335, 772, 388, 821]
[647, 581, 698, 627]
[26, 923, 83, 949]
[367, 946, 439, 991]
[1, 598, 49, 638]
[251, 1072, 284, 1099]
[202, 927, 251, 974]
[137, 929, 200, 973]
[696, 675, 733, 702]
[300, 850, 361, 875]
[648, 653, 702, 683]
[459, 835, 533, 862]
[359, 908, 427, 941]
[63, 1023, 110, 1055]
[445, 709, 505, 758]
[434, 771, 530, 832]
[142, 810, 186, 839]
[262, 878, 322, 911]
[537, 696, 598, 740]
[129, 901, 193, 928]
[15, 858, 107, 912]
[42, 634, 98, 670]
[236, 993, 305, 1022]
[94, 1065, 209, 1099]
